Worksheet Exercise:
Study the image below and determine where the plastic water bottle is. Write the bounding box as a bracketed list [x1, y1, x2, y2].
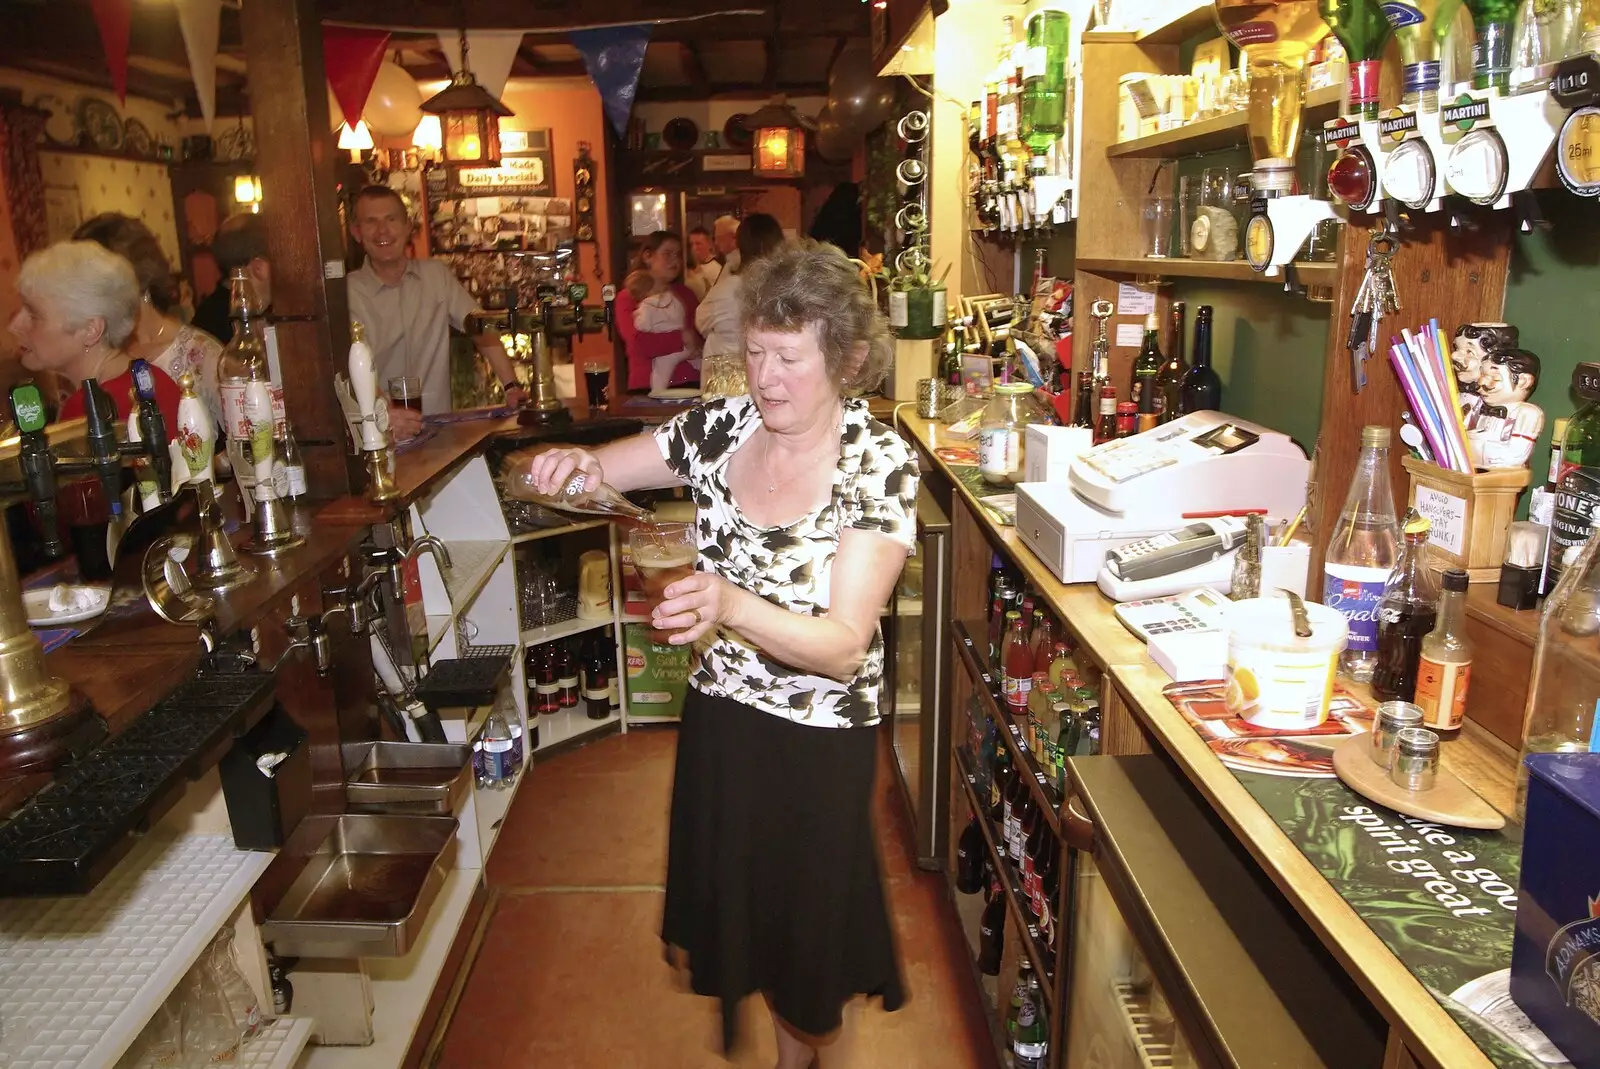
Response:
[1323, 426, 1400, 682]
[482, 709, 516, 788]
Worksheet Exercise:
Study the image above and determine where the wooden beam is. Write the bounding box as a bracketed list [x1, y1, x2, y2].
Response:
[762, 23, 779, 93]
[634, 81, 829, 103]
[319, 0, 865, 37]
[827, 36, 848, 79]
[680, 43, 710, 96]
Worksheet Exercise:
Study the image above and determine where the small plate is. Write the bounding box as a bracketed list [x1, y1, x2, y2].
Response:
[77, 96, 123, 153]
[25, 584, 111, 626]
[648, 387, 702, 399]
[123, 118, 153, 158]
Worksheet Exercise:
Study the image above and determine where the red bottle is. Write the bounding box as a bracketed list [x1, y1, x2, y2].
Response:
[555, 641, 580, 708]
[1030, 612, 1056, 675]
[533, 643, 561, 715]
[1000, 610, 1033, 716]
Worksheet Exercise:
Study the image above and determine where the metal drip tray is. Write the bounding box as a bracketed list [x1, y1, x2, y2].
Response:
[261, 814, 458, 958]
[342, 742, 472, 815]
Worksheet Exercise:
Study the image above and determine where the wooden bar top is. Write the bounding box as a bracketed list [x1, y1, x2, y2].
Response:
[896, 413, 1521, 1069]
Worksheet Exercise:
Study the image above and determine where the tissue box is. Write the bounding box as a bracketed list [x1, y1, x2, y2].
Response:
[1024, 425, 1093, 483]
[1510, 752, 1600, 1069]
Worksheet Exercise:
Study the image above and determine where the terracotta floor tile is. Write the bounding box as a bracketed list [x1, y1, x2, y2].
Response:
[445, 724, 999, 1068]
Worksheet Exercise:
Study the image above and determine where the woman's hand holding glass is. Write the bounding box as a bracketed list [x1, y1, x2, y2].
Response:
[653, 571, 738, 646]
[524, 446, 604, 497]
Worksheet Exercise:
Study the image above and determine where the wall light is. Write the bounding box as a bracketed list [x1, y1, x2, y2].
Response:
[337, 120, 374, 163]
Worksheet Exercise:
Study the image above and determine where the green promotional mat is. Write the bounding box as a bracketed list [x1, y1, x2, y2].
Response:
[1239, 771, 1559, 1067]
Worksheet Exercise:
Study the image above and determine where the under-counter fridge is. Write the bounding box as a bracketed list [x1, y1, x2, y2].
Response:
[887, 485, 952, 869]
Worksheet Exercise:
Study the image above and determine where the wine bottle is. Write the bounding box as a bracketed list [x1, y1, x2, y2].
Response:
[1130, 313, 1162, 431]
[1179, 306, 1222, 413]
[1156, 301, 1187, 423]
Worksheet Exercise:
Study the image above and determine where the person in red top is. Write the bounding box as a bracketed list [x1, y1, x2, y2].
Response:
[9, 240, 181, 536]
[616, 231, 702, 394]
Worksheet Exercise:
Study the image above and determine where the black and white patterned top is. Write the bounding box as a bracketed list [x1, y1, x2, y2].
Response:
[653, 395, 919, 729]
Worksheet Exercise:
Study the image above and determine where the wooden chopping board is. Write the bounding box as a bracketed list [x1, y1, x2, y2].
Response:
[1331, 733, 1507, 830]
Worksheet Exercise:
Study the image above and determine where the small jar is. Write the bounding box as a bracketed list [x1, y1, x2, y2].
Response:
[1371, 701, 1424, 769]
[978, 383, 1048, 485]
[1389, 726, 1439, 792]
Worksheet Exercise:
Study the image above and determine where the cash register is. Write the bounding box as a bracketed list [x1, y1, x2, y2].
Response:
[1014, 411, 1309, 584]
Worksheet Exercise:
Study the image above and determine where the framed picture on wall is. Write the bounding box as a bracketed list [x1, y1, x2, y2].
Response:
[43, 186, 81, 244]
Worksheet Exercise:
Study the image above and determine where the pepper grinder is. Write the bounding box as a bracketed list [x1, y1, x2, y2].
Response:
[349, 321, 399, 504]
[242, 378, 304, 555]
[177, 371, 253, 591]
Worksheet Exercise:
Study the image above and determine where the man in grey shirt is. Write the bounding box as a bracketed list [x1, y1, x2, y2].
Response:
[346, 185, 525, 438]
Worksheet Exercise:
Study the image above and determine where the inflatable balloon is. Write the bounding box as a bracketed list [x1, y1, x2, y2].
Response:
[363, 61, 424, 138]
[813, 109, 857, 163]
[826, 42, 896, 134]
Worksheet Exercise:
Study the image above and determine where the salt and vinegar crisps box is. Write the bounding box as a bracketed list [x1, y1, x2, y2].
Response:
[623, 623, 690, 721]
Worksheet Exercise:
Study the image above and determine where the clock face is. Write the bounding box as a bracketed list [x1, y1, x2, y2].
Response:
[1245, 213, 1274, 271]
[1557, 106, 1600, 197]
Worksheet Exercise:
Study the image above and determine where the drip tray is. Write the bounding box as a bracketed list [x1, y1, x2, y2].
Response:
[342, 742, 472, 816]
[261, 814, 457, 958]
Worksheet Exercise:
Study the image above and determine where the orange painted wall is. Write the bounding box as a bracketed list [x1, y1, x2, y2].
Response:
[495, 77, 614, 373]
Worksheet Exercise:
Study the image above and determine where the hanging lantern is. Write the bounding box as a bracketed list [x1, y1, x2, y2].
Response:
[420, 28, 514, 166]
[744, 98, 807, 179]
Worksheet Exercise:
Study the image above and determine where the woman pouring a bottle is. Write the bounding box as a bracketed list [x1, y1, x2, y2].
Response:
[521, 240, 919, 1067]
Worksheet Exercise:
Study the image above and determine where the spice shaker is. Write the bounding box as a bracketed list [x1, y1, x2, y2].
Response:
[1389, 726, 1440, 792]
[1371, 701, 1424, 769]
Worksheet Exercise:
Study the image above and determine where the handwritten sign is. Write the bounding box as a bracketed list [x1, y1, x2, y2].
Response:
[1415, 485, 1468, 556]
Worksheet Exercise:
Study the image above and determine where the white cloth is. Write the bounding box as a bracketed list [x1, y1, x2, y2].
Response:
[685, 260, 722, 301]
[695, 271, 746, 359]
[347, 258, 480, 415]
[635, 290, 692, 393]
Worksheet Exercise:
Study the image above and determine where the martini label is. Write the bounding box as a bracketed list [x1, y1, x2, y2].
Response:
[1380, 107, 1419, 146]
[1441, 93, 1493, 144]
[1323, 116, 1361, 149]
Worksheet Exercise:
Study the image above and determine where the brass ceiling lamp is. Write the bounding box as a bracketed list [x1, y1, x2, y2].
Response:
[420, 23, 514, 166]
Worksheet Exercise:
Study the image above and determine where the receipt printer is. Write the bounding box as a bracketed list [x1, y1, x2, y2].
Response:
[1015, 411, 1309, 584]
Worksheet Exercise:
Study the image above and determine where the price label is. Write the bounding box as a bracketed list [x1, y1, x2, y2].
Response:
[1551, 54, 1600, 111]
[1035, 772, 1048, 785]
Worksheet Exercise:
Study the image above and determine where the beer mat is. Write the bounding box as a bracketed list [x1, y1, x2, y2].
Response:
[35, 627, 80, 654]
[425, 405, 514, 425]
[1162, 678, 1375, 779]
[935, 445, 978, 467]
[394, 428, 439, 454]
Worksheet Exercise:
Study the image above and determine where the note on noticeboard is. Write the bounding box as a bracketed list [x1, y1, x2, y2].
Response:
[1115, 323, 1145, 348]
[1116, 283, 1156, 316]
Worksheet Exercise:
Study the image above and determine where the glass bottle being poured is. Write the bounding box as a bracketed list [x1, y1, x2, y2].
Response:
[504, 461, 657, 524]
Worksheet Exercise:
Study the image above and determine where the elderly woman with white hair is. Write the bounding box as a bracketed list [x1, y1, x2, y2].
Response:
[9, 240, 182, 427]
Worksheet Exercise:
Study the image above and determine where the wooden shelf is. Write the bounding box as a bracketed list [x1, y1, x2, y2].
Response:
[952, 744, 1056, 1006]
[1077, 256, 1339, 287]
[951, 620, 1062, 838]
[1106, 85, 1341, 159]
[1083, 0, 1214, 44]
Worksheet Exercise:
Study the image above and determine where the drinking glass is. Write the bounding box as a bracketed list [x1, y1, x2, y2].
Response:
[582, 361, 610, 411]
[629, 523, 698, 641]
[1176, 175, 1199, 258]
[388, 376, 423, 413]
[1140, 195, 1176, 258]
[1200, 165, 1235, 209]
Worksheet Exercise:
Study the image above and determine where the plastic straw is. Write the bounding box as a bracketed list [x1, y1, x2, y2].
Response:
[1429, 319, 1472, 458]
[1401, 328, 1469, 472]
[1387, 343, 1453, 468]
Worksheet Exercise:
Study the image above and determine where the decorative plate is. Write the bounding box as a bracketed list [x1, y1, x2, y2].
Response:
[76, 96, 123, 153]
[722, 113, 754, 151]
[663, 116, 700, 151]
[34, 94, 75, 146]
[123, 118, 153, 158]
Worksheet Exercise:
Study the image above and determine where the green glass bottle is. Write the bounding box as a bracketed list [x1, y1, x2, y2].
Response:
[1464, 0, 1521, 90]
[1320, 0, 1396, 119]
[1384, 0, 1465, 111]
[1130, 312, 1163, 431]
[1022, 4, 1071, 171]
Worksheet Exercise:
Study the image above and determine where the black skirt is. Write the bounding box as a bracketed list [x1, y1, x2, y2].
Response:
[662, 687, 905, 1051]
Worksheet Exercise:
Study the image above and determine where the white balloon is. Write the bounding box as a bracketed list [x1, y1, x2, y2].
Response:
[363, 61, 424, 138]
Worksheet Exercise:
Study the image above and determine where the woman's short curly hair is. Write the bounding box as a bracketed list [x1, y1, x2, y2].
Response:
[738, 239, 892, 396]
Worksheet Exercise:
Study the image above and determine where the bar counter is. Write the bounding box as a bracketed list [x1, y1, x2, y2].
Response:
[897, 413, 1528, 1069]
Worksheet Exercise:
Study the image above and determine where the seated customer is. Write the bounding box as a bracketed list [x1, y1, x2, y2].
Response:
[9, 241, 181, 427]
[74, 213, 223, 428]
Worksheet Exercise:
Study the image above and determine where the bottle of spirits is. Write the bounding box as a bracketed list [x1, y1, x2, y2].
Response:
[1179, 305, 1223, 412]
[1386, 0, 1452, 111]
[995, 17, 1024, 164]
[1023, 2, 1072, 171]
[1157, 301, 1188, 424]
[1550, 364, 1600, 581]
[1464, 0, 1520, 90]
[1321, 0, 1395, 121]
[1415, 568, 1474, 730]
[1094, 384, 1118, 444]
[1372, 512, 1439, 702]
[1324, 426, 1400, 682]
[218, 268, 269, 496]
[1213, 1, 1331, 171]
[279, 421, 307, 499]
[1131, 312, 1163, 430]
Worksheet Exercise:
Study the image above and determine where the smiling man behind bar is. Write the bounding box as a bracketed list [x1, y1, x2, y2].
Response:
[345, 185, 525, 439]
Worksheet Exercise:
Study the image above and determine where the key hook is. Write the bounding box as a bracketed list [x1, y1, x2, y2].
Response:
[1368, 232, 1398, 259]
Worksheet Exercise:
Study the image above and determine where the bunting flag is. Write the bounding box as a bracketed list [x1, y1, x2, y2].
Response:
[89, 0, 133, 104]
[569, 25, 652, 138]
[174, 0, 222, 130]
[322, 27, 391, 130]
[435, 30, 524, 101]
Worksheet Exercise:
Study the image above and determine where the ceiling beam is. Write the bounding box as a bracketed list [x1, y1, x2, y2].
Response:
[680, 43, 710, 96]
[826, 37, 848, 80]
[318, 0, 865, 36]
[761, 17, 780, 93]
[635, 81, 828, 103]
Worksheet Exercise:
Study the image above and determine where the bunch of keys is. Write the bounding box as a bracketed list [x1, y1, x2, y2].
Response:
[1346, 233, 1400, 392]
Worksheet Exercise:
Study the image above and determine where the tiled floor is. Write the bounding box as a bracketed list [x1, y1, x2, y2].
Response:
[438, 724, 998, 1068]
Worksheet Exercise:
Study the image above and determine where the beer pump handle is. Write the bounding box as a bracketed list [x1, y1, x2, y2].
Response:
[130, 360, 172, 502]
[10, 383, 64, 560]
[244, 379, 276, 502]
[348, 321, 386, 452]
[80, 378, 124, 517]
[601, 284, 616, 342]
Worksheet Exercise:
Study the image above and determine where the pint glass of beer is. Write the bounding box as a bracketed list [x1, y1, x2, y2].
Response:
[630, 522, 698, 641]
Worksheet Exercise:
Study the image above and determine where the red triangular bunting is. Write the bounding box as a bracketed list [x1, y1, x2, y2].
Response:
[322, 26, 391, 130]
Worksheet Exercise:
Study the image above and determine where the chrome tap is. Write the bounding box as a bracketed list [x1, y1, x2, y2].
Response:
[268, 614, 332, 675]
[322, 579, 380, 635]
[405, 534, 452, 572]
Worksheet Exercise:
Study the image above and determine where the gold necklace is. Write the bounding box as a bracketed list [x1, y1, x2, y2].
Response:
[760, 413, 841, 494]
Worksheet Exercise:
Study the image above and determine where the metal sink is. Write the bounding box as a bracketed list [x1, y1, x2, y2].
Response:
[342, 742, 472, 816]
[261, 814, 457, 958]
